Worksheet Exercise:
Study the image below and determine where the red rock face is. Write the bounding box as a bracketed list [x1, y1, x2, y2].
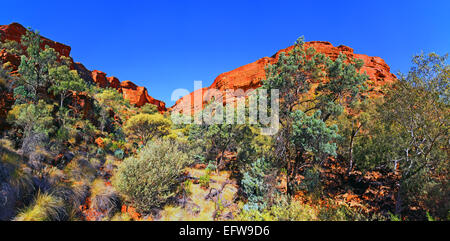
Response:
[0, 22, 71, 57]
[171, 41, 397, 114]
[0, 49, 21, 71]
[120, 80, 166, 111]
[88, 72, 166, 111]
[70, 91, 95, 121]
[0, 22, 166, 112]
[0, 90, 14, 131]
[91, 70, 108, 88]
[107, 76, 121, 90]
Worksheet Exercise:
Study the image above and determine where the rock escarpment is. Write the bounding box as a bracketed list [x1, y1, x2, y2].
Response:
[0, 22, 166, 112]
[171, 41, 396, 114]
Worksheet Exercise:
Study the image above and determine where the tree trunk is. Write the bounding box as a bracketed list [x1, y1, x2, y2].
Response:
[287, 152, 303, 195]
[217, 148, 226, 174]
[348, 134, 354, 174]
[348, 124, 362, 175]
[60, 93, 64, 110]
[286, 160, 293, 195]
[395, 181, 403, 216]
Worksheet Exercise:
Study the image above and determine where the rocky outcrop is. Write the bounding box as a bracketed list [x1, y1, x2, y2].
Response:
[91, 70, 108, 88]
[73, 62, 94, 83]
[0, 22, 71, 57]
[171, 41, 397, 114]
[120, 81, 166, 111]
[0, 49, 20, 71]
[0, 90, 14, 130]
[0, 22, 166, 112]
[107, 76, 120, 89]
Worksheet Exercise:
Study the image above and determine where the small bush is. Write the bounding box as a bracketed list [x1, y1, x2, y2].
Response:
[114, 149, 125, 159]
[199, 173, 211, 188]
[139, 103, 158, 114]
[63, 158, 96, 182]
[241, 158, 271, 211]
[113, 139, 191, 212]
[237, 195, 316, 221]
[123, 113, 171, 145]
[206, 161, 217, 172]
[0, 39, 24, 55]
[298, 165, 323, 199]
[183, 180, 193, 196]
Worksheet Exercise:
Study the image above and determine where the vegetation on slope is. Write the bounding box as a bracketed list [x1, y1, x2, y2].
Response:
[0, 28, 448, 221]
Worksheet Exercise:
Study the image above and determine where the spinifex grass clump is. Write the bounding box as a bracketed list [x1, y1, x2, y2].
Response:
[14, 192, 67, 221]
[90, 178, 121, 218]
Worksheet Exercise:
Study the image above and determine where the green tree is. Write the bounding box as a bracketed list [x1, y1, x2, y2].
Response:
[140, 103, 158, 114]
[49, 65, 87, 111]
[94, 88, 130, 132]
[0, 63, 11, 91]
[262, 37, 368, 194]
[123, 113, 171, 145]
[291, 110, 339, 162]
[17, 29, 59, 103]
[7, 100, 55, 154]
[188, 106, 252, 170]
[335, 99, 375, 173]
[357, 53, 449, 217]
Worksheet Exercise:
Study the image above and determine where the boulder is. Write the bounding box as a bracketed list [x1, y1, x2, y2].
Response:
[91, 70, 108, 88]
[107, 76, 121, 90]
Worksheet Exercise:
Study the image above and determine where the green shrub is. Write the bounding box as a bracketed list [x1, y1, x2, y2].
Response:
[237, 195, 382, 221]
[114, 149, 125, 159]
[199, 173, 211, 188]
[241, 158, 271, 211]
[237, 195, 316, 221]
[140, 103, 158, 114]
[123, 113, 171, 145]
[298, 165, 323, 199]
[206, 161, 217, 172]
[113, 139, 191, 212]
[183, 180, 193, 196]
[0, 39, 24, 55]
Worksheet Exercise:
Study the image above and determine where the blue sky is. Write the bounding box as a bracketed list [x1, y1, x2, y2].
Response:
[1, 0, 449, 105]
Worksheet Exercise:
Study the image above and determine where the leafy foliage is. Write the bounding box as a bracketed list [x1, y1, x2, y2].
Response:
[188, 106, 253, 170]
[113, 139, 191, 212]
[49, 65, 87, 110]
[0, 35, 24, 55]
[241, 158, 271, 211]
[262, 37, 368, 194]
[140, 103, 159, 114]
[123, 113, 171, 145]
[354, 53, 449, 218]
[291, 110, 339, 158]
[7, 100, 55, 153]
[17, 30, 59, 103]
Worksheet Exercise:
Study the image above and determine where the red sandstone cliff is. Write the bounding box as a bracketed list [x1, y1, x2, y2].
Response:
[171, 41, 396, 114]
[0, 22, 166, 112]
[0, 22, 71, 57]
